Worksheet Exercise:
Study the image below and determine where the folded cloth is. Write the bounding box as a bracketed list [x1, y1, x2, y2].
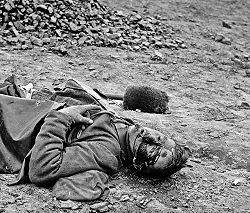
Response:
[0, 75, 24, 98]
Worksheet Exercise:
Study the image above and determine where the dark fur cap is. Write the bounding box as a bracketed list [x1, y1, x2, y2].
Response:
[123, 86, 169, 114]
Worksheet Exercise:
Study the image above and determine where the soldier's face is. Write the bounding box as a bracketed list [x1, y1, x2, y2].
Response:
[127, 125, 190, 177]
[127, 125, 175, 155]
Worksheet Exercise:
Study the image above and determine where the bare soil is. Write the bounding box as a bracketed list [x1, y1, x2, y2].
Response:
[0, 0, 250, 212]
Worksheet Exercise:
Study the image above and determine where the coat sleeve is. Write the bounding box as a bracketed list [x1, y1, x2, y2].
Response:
[28, 110, 119, 186]
[53, 170, 110, 201]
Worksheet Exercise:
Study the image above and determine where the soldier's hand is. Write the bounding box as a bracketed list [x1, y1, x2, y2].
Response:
[58, 105, 102, 125]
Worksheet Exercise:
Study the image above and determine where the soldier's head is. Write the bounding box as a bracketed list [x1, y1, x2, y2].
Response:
[127, 124, 191, 178]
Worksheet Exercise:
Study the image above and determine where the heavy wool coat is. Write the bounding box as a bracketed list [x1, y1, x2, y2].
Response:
[0, 77, 133, 201]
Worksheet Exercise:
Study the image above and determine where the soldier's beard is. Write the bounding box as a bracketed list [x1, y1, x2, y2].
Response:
[133, 138, 163, 171]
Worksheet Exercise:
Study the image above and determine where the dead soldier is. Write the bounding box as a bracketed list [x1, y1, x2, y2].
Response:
[0, 77, 191, 201]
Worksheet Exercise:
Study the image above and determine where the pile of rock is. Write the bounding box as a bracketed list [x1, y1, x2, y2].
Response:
[0, 0, 186, 51]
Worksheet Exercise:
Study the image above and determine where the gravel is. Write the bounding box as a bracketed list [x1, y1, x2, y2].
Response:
[0, 0, 185, 51]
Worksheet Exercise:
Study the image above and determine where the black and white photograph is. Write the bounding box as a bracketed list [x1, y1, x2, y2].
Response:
[0, 0, 249, 212]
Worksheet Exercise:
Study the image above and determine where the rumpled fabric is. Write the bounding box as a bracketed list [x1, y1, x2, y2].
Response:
[0, 76, 123, 201]
[0, 94, 63, 174]
[0, 75, 25, 98]
[53, 170, 109, 201]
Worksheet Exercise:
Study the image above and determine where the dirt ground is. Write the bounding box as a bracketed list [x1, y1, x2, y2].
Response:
[0, 0, 250, 212]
